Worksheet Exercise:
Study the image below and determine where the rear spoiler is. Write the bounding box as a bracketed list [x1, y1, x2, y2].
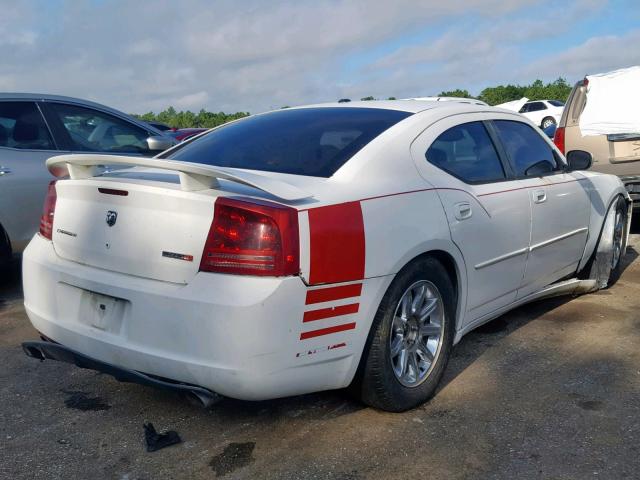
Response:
[46, 154, 313, 201]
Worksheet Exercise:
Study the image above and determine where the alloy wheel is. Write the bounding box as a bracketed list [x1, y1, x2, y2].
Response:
[389, 280, 445, 387]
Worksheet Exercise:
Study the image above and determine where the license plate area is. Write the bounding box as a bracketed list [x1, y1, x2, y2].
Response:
[57, 283, 129, 334]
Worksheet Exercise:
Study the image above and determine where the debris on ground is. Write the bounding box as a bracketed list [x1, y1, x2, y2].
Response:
[143, 422, 182, 452]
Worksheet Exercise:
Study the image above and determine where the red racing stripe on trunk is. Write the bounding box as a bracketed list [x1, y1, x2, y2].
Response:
[305, 284, 362, 304]
[308, 202, 365, 285]
[303, 303, 359, 322]
[300, 322, 356, 340]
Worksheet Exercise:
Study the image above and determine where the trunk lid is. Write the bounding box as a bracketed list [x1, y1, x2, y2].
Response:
[52, 178, 216, 284]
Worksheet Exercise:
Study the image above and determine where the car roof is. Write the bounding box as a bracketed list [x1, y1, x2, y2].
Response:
[284, 99, 493, 114]
[0, 92, 164, 134]
[0, 92, 127, 111]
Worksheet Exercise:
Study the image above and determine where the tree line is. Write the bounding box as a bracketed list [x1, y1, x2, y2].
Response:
[134, 78, 573, 128]
[436, 77, 572, 105]
[360, 78, 572, 106]
[133, 107, 249, 129]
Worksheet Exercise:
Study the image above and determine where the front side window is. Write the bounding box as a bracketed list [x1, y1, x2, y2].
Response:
[49, 103, 151, 154]
[493, 120, 557, 177]
[165, 107, 412, 177]
[425, 122, 505, 183]
[0, 101, 54, 150]
[527, 102, 547, 112]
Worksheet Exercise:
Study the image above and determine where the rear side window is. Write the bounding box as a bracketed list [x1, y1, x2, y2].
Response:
[0, 101, 54, 150]
[493, 120, 557, 177]
[165, 107, 412, 177]
[426, 121, 505, 183]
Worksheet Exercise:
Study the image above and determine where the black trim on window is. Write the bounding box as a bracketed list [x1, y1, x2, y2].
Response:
[483, 120, 516, 179]
[38, 102, 71, 151]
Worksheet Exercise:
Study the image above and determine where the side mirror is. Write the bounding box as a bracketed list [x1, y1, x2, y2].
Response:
[524, 160, 554, 177]
[147, 135, 175, 152]
[566, 150, 592, 171]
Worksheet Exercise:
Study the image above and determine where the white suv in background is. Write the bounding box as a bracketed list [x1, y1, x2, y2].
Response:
[519, 100, 564, 129]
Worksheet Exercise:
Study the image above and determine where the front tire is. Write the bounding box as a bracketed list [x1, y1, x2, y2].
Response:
[541, 116, 556, 129]
[358, 257, 455, 412]
[608, 196, 629, 286]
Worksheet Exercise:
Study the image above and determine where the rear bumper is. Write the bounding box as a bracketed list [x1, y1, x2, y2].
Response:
[23, 234, 381, 401]
[22, 340, 220, 406]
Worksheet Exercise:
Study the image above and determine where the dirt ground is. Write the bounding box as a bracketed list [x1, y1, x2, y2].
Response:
[1, 226, 639, 479]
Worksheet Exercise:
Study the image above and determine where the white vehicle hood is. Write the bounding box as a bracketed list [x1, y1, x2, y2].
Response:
[579, 65, 640, 136]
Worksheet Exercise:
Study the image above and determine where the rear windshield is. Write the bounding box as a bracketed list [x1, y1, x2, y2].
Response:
[164, 107, 412, 177]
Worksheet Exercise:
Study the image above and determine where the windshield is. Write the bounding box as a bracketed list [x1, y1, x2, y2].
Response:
[548, 100, 565, 107]
[164, 107, 412, 177]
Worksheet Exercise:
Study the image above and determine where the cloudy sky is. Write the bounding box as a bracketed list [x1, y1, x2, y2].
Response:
[1, 0, 639, 114]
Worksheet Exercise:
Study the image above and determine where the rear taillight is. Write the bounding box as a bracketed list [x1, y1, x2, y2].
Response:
[39, 181, 57, 240]
[553, 126, 565, 154]
[199, 197, 299, 276]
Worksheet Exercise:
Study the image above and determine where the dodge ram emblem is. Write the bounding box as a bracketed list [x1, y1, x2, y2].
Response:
[106, 211, 118, 227]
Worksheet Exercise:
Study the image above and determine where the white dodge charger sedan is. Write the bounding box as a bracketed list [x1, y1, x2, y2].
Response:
[22, 101, 631, 412]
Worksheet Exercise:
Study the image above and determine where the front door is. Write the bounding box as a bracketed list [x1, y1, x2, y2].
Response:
[491, 120, 591, 298]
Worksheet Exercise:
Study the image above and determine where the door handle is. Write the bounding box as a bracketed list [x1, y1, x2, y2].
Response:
[0, 166, 11, 176]
[533, 189, 546, 204]
[454, 202, 472, 220]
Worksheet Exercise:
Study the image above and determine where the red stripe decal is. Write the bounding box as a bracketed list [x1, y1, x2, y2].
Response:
[308, 201, 365, 285]
[303, 303, 359, 322]
[300, 322, 356, 340]
[305, 284, 362, 304]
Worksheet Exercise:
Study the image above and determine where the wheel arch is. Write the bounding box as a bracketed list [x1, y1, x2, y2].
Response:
[388, 243, 468, 332]
[578, 192, 630, 287]
[578, 176, 631, 272]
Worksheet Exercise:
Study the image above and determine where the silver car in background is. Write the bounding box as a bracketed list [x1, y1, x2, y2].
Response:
[0, 93, 176, 265]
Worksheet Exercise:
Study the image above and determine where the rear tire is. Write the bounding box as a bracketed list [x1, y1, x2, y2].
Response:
[358, 257, 455, 412]
[541, 117, 556, 129]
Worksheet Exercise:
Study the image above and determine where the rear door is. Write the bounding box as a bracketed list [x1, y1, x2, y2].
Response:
[0, 100, 66, 252]
[412, 116, 532, 324]
[492, 120, 591, 298]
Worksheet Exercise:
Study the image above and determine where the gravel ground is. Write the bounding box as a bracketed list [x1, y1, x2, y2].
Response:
[1, 225, 639, 480]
